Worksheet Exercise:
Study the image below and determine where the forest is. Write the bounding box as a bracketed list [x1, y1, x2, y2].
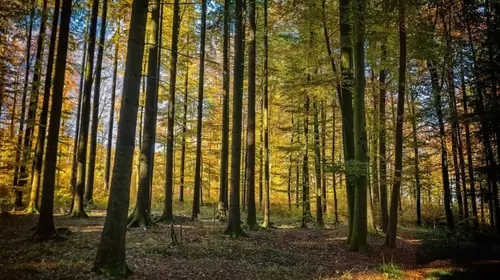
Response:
[1, 0, 500, 278]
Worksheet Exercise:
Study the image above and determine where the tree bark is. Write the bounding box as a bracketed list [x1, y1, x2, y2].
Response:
[86, 0, 108, 205]
[349, 0, 368, 252]
[70, 14, 89, 208]
[321, 101, 327, 215]
[409, 85, 422, 226]
[93, 0, 148, 275]
[385, 0, 405, 248]
[262, 0, 271, 229]
[245, 0, 257, 229]
[314, 101, 323, 227]
[35, 0, 73, 241]
[339, 0, 355, 242]
[192, 0, 207, 220]
[26, 0, 61, 214]
[428, 60, 455, 231]
[13, 2, 34, 207]
[73, 0, 100, 218]
[301, 96, 311, 228]
[160, 0, 180, 222]
[128, 0, 160, 228]
[223, 0, 246, 237]
[179, 54, 188, 203]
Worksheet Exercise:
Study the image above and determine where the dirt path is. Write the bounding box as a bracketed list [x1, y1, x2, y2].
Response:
[0, 211, 497, 279]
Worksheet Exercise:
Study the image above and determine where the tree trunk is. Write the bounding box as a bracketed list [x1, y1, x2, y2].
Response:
[93, 0, 148, 275]
[338, 0, 355, 242]
[301, 96, 311, 228]
[26, 0, 61, 214]
[179, 55, 188, 203]
[73, 0, 100, 218]
[321, 101, 327, 215]
[86, 0, 108, 205]
[35, 0, 73, 241]
[191, 0, 207, 220]
[385, 0, 405, 248]
[160, 0, 180, 222]
[70, 14, 89, 207]
[314, 101, 323, 227]
[349, 0, 368, 252]
[461, 57, 478, 228]
[223, 0, 245, 237]
[104, 25, 120, 192]
[288, 115, 294, 210]
[428, 60, 455, 231]
[409, 85, 422, 226]
[245, 0, 257, 229]
[262, 0, 271, 229]
[19, 0, 48, 206]
[128, 0, 160, 228]
[13, 3, 35, 207]
[332, 100, 339, 223]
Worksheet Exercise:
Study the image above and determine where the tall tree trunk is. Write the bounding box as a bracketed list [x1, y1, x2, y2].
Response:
[104, 25, 120, 192]
[128, 0, 160, 228]
[179, 56, 188, 203]
[26, 0, 61, 214]
[70, 14, 89, 207]
[428, 60, 455, 231]
[223, 0, 245, 237]
[34, 0, 73, 241]
[385, 0, 405, 248]
[378, 0, 389, 233]
[314, 101, 324, 227]
[262, 0, 271, 229]
[461, 57, 478, 228]
[349, 0, 368, 252]
[218, 0, 230, 218]
[409, 86, 422, 226]
[370, 71, 380, 206]
[93, 0, 148, 275]
[288, 115, 295, 210]
[192, 0, 207, 220]
[321, 101, 327, 215]
[301, 96, 311, 228]
[86, 0, 108, 205]
[339, 0, 355, 242]
[161, 0, 180, 222]
[245, 0, 257, 229]
[332, 100, 339, 223]
[19, 0, 48, 206]
[73, 0, 100, 218]
[13, 2, 35, 207]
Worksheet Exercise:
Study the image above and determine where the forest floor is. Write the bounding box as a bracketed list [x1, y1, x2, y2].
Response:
[1, 207, 500, 280]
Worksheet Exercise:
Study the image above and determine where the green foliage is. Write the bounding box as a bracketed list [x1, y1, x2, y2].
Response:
[377, 263, 405, 279]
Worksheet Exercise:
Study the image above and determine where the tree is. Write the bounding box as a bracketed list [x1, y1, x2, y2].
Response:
[179, 51, 189, 203]
[192, 0, 207, 220]
[338, 0, 356, 242]
[217, 0, 231, 219]
[73, 0, 100, 218]
[261, 0, 271, 229]
[12, 0, 34, 206]
[70, 14, 89, 207]
[385, 0, 406, 248]
[245, 0, 257, 229]
[84, 0, 108, 205]
[378, 0, 390, 233]
[128, 0, 160, 228]
[26, 0, 61, 214]
[349, 0, 368, 252]
[93, 0, 149, 275]
[85, 0, 108, 205]
[34, 0, 73, 240]
[160, 0, 180, 222]
[301, 96, 311, 228]
[224, 0, 246, 237]
[428, 60, 455, 231]
[313, 101, 323, 227]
